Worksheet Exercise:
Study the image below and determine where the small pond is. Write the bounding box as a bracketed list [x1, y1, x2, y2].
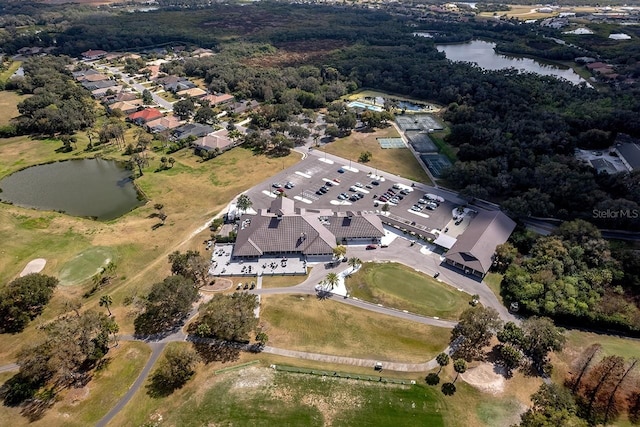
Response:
[0, 158, 144, 220]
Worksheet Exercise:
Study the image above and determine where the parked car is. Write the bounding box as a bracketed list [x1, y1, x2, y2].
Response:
[371, 180, 380, 186]
[366, 244, 378, 250]
[365, 184, 374, 189]
[349, 186, 358, 192]
[356, 193, 364, 199]
[325, 181, 333, 187]
[272, 182, 282, 188]
[349, 195, 359, 202]
[355, 182, 364, 188]
[337, 168, 345, 173]
[284, 181, 295, 189]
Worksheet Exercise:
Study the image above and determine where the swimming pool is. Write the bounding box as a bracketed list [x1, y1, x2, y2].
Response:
[347, 101, 384, 112]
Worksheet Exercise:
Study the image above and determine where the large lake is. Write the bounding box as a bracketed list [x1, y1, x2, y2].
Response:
[436, 40, 588, 85]
[0, 158, 144, 220]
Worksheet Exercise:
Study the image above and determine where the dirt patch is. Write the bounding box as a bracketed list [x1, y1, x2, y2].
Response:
[64, 386, 90, 406]
[19, 258, 46, 276]
[243, 40, 347, 67]
[231, 366, 275, 390]
[460, 362, 506, 395]
[201, 277, 233, 292]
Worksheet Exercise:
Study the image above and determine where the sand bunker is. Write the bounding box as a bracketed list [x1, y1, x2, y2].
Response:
[460, 363, 506, 395]
[19, 258, 47, 276]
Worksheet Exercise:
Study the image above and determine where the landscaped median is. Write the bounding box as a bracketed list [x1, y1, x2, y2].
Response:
[347, 262, 471, 320]
[259, 294, 451, 364]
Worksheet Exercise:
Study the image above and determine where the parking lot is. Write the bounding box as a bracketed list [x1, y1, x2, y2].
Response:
[242, 154, 462, 237]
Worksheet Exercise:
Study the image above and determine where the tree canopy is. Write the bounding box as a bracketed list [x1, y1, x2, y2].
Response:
[190, 292, 258, 342]
[0, 273, 58, 334]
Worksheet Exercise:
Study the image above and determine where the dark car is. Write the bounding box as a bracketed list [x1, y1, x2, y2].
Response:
[366, 244, 378, 250]
[371, 180, 380, 186]
[337, 168, 345, 173]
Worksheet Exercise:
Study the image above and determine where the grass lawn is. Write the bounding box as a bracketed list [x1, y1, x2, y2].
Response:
[260, 294, 450, 363]
[0, 342, 151, 427]
[111, 358, 447, 427]
[58, 246, 115, 286]
[0, 90, 25, 125]
[322, 126, 433, 185]
[347, 262, 470, 320]
[483, 272, 504, 305]
[0, 62, 22, 84]
[260, 270, 309, 288]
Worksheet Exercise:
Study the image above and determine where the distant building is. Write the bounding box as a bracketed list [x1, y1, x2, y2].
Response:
[191, 130, 236, 153]
[201, 93, 235, 106]
[145, 115, 184, 133]
[444, 211, 516, 278]
[172, 123, 214, 140]
[614, 135, 640, 172]
[81, 49, 108, 60]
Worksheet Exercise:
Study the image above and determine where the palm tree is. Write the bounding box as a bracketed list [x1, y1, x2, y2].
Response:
[436, 352, 450, 374]
[453, 358, 467, 383]
[332, 245, 347, 260]
[324, 272, 340, 290]
[347, 257, 362, 271]
[99, 295, 113, 316]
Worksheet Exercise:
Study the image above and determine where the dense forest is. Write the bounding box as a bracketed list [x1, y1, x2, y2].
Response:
[1, 2, 640, 231]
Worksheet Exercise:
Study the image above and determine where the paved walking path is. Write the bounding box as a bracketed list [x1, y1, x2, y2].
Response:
[0, 363, 18, 373]
[262, 345, 448, 372]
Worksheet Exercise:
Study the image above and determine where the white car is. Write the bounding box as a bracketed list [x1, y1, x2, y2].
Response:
[349, 186, 358, 192]
[355, 182, 364, 188]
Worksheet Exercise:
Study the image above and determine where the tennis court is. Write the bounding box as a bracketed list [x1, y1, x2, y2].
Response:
[406, 131, 438, 153]
[396, 114, 444, 132]
[377, 137, 406, 149]
[420, 153, 452, 178]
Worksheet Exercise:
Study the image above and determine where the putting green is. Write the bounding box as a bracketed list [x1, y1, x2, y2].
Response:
[58, 246, 115, 286]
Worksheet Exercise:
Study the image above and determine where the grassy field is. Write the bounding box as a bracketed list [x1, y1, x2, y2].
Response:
[0, 342, 151, 427]
[110, 350, 447, 427]
[58, 246, 116, 286]
[347, 262, 470, 320]
[483, 272, 504, 305]
[260, 270, 308, 288]
[322, 127, 433, 185]
[0, 61, 22, 84]
[479, 5, 599, 20]
[0, 90, 25, 125]
[260, 294, 450, 363]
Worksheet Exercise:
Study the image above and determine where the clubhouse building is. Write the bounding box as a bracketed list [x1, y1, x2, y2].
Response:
[233, 197, 385, 260]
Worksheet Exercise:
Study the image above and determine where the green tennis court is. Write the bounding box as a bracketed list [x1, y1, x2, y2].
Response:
[377, 137, 406, 149]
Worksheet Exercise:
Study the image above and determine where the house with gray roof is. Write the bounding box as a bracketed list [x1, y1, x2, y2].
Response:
[233, 198, 384, 259]
[614, 134, 640, 172]
[444, 210, 516, 278]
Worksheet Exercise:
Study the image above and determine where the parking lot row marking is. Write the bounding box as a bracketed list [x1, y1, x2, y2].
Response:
[295, 171, 312, 178]
[262, 190, 278, 198]
[322, 178, 339, 186]
[330, 200, 353, 206]
[355, 188, 370, 194]
[407, 209, 430, 219]
[293, 196, 313, 204]
[341, 165, 359, 173]
[318, 158, 334, 165]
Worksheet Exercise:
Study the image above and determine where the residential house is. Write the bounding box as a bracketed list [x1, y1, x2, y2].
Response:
[172, 123, 214, 140]
[91, 85, 123, 99]
[177, 87, 207, 99]
[145, 115, 184, 133]
[191, 130, 236, 153]
[103, 91, 138, 105]
[444, 210, 516, 278]
[82, 79, 118, 91]
[128, 108, 163, 125]
[81, 49, 108, 60]
[109, 99, 143, 115]
[201, 93, 235, 106]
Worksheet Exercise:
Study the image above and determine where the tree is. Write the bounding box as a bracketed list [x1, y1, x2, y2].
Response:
[190, 293, 258, 342]
[519, 383, 587, 427]
[130, 152, 148, 176]
[358, 151, 372, 163]
[134, 275, 199, 336]
[168, 250, 210, 287]
[453, 358, 467, 382]
[0, 274, 58, 333]
[148, 345, 199, 397]
[521, 317, 565, 375]
[425, 373, 440, 385]
[173, 98, 196, 120]
[347, 257, 362, 270]
[236, 194, 253, 214]
[567, 344, 602, 393]
[99, 295, 113, 317]
[332, 245, 347, 259]
[441, 382, 456, 396]
[436, 352, 450, 373]
[168, 157, 175, 168]
[498, 344, 522, 376]
[324, 272, 340, 290]
[494, 242, 517, 272]
[194, 105, 216, 124]
[450, 306, 502, 361]
[142, 89, 153, 104]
